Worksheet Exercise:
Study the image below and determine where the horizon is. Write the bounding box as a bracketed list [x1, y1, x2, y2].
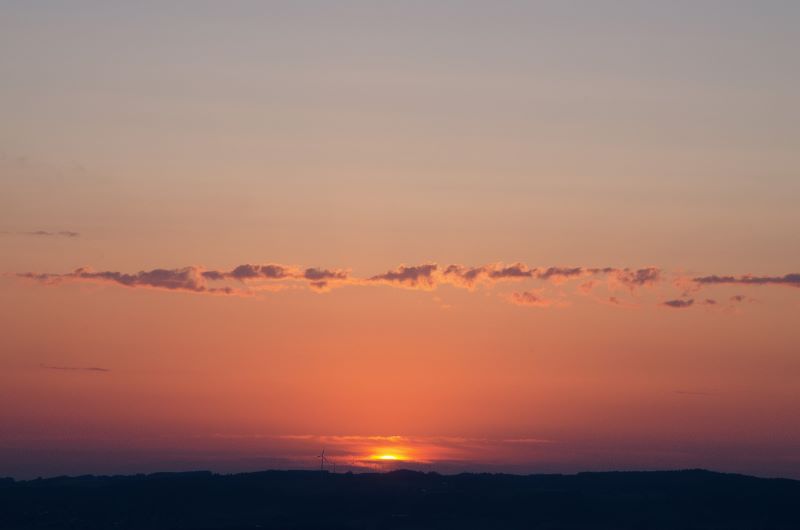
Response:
[2, 2, 799, 483]
[6, 465, 799, 483]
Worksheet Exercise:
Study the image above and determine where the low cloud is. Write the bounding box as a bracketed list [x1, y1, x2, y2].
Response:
[728, 294, 757, 304]
[441, 263, 535, 288]
[369, 264, 438, 289]
[693, 273, 800, 288]
[2, 230, 79, 238]
[226, 264, 294, 280]
[303, 268, 349, 282]
[14, 262, 799, 310]
[201, 264, 350, 291]
[19, 267, 237, 295]
[662, 298, 694, 308]
[509, 290, 559, 308]
[537, 266, 585, 281]
[613, 267, 661, 287]
[41, 364, 109, 373]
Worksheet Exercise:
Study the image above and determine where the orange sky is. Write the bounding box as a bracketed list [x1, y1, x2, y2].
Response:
[1, 2, 799, 479]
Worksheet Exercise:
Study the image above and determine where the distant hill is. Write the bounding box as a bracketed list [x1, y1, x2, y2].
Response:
[1, 469, 799, 529]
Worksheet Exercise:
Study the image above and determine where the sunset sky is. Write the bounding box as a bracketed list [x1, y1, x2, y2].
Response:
[1, 1, 799, 479]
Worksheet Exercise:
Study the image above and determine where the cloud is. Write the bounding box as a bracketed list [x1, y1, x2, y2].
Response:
[440, 263, 537, 288]
[200, 433, 554, 466]
[226, 264, 294, 280]
[303, 268, 350, 291]
[537, 266, 585, 281]
[17, 263, 352, 295]
[200, 270, 226, 281]
[41, 364, 109, 373]
[14, 262, 799, 310]
[29, 230, 80, 238]
[527, 266, 661, 289]
[609, 267, 661, 288]
[19, 266, 237, 295]
[200, 265, 350, 291]
[16, 262, 662, 295]
[693, 273, 800, 288]
[2, 230, 79, 238]
[509, 290, 559, 307]
[396, 264, 661, 291]
[662, 298, 694, 308]
[369, 264, 438, 289]
[303, 267, 349, 282]
[490, 263, 536, 279]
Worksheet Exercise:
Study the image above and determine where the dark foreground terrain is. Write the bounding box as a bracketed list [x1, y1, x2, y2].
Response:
[1, 469, 799, 529]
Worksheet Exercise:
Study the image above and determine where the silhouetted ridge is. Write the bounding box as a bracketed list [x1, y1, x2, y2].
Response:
[1, 469, 798, 529]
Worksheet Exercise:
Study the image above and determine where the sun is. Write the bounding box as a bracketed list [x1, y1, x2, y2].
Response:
[367, 445, 411, 462]
[368, 451, 406, 461]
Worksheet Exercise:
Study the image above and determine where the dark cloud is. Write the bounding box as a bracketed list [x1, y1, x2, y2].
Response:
[441, 263, 535, 287]
[228, 264, 292, 280]
[18, 263, 347, 295]
[73, 267, 208, 291]
[662, 298, 694, 308]
[18, 266, 235, 294]
[199, 265, 349, 289]
[369, 264, 438, 288]
[302, 269, 350, 292]
[613, 267, 661, 287]
[16, 262, 799, 308]
[2, 230, 80, 238]
[693, 273, 800, 288]
[41, 364, 109, 373]
[509, 290, 556, 307]
[201, 270, 226, 281]
[303, 268, 349, 281]
[490, 264, 536, 279]
[537, 267, 584, 280]
[533, 266, 661, 288]
[16, 272, 54, 282]
[442, 265, 487, 286]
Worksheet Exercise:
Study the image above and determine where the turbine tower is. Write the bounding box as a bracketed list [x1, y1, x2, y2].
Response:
[317, 448, 327, 472]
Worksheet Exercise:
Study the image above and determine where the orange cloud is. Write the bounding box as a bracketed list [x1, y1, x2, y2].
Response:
[14, 263, 799, 310]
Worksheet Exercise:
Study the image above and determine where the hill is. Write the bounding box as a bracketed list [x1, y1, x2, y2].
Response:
[1, 469, 799, 529]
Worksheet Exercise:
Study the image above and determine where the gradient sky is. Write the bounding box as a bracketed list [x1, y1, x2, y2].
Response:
[1, 1, 799, 479]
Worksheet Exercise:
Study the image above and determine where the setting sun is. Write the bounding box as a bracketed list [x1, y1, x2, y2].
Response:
[366, 448, 411, 462]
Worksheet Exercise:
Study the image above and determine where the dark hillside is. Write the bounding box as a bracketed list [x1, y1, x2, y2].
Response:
[1, 469, 798, 529]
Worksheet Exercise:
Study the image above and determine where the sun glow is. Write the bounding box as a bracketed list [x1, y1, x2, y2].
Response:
[367, 448, 409, 461]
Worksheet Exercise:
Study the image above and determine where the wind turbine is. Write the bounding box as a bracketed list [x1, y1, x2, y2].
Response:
[317, 448, 327, 472]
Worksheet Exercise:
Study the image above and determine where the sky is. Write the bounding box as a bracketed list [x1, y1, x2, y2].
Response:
[1, 1, 799, 479]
